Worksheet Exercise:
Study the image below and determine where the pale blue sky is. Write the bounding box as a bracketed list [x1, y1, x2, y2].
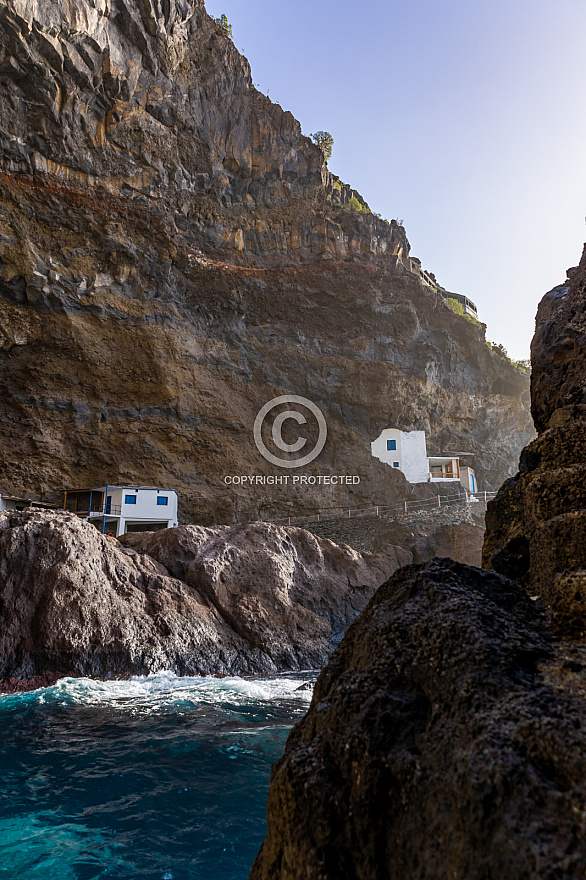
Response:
[205, 0, 586, 358]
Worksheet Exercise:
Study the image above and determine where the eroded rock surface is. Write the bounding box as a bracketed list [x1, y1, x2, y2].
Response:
[483, 251, 586, 635]
[251, 559, 586, 880]
[0, 0, 532, 521]
[0, 509, 409, 689]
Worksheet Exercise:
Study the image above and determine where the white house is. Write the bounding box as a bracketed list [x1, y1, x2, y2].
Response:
[62, 485, 179, 537]
[371, 428, 430, 483]
[371, 429, 478, 492]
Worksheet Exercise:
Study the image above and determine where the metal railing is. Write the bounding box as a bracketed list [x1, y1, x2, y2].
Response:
[70, 505, 122, 518]
[260, 490, 497, 529]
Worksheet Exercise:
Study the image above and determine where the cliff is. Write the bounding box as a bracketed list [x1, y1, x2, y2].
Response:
[483, 252, 586, 633]
[0, 0, 532, 522]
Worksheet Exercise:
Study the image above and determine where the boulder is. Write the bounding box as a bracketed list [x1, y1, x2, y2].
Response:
[0, 509, 410, 689]
[251, 558, 586, 880]
[119, 522, 410, 654]
[432, 520, 485, 566]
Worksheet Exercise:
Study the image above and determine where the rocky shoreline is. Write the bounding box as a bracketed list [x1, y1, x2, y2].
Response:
[0, 508, 410, 692]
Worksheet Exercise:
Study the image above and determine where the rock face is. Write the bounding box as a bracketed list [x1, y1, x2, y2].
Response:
[0, 508, 410, 688]
[251, 559, 586, 880]
[302, 499, 486, 562]
[0, 0, 532, 522]
[483, 252, 586, 635]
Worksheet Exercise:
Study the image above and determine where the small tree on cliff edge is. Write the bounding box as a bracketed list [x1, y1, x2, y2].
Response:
[311, 131, 334, 162]
[214, 14, 233, 37]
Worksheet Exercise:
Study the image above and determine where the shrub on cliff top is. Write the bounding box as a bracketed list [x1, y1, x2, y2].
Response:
[446, 296, 482, 329]
[214, 14, 232, 37]
[446, 296, 464, 316]
[311, 131, 334, 162]
[345, 196, 370, 215]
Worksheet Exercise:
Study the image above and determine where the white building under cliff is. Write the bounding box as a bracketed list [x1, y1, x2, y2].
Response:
[371, 429, 477, 492]
[62, 485, 179, 537]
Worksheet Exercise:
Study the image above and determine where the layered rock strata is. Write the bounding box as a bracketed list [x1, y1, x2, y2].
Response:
[483, 253, 586, 634]
[251, 559, 586, 880]
[0, 508, 410, 689]
[0, 0, 532, 521]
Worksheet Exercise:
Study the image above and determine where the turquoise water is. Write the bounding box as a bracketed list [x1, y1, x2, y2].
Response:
[0, 672, 315, 880]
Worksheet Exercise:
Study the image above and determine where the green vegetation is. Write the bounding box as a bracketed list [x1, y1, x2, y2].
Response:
[345, 195, 370, 214]
[310, 131, 334, 162]
[485, 341, 530, 373]
[445, 296, 482, 329]
[214, 14, 232, 37]
[446, 296, 464, 316]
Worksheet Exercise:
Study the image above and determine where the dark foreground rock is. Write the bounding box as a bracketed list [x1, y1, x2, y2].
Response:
[0, 509, 410, 690]
[483, 251, 586, 635]
[251, 558, 586, 880]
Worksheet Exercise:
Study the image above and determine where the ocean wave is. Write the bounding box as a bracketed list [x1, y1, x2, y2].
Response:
[0, 670, 316, 712]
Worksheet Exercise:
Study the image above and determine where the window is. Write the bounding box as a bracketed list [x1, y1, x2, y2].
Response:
[125, 495, 137, 504]
[157, 496, 168, 506]
[393, 462, 400, 468]
[387, 439, 397, 451]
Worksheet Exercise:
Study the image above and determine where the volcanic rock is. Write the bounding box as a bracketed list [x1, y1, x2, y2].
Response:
[0, 508, 410, 689]
[483, 249, 586, 635]
[0, 0, 532, 522]
[251, 558, 586, 880]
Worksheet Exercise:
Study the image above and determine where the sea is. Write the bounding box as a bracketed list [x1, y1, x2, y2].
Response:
[0, 671, 317, 880]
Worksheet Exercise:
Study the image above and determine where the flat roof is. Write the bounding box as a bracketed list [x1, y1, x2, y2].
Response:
[64, 486, 177, 493]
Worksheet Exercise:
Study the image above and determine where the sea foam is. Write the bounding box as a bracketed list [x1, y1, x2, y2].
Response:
[0, 670, 315, 712]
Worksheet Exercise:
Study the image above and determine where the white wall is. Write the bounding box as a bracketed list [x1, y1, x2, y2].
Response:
[371, 429, 429, 483]
[90, 486, 179, 534]
[117, 488, 178, 524]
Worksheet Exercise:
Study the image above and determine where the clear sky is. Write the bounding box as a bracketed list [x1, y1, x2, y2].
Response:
[205, 0, 586, 359]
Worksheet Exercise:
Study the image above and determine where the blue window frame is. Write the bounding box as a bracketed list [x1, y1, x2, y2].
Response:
[125, 495, 137, 504]
[157, 496, 168, 506]
[393, 462, 400, 468]
[387, 439, 396, 451]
